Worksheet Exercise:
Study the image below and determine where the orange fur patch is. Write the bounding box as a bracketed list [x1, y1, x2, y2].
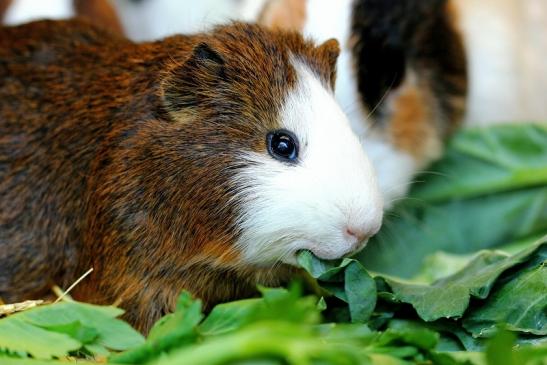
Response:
[259, 0, 307, 32]
[387, 81, 442, 166]
[201, 238, 241, 265]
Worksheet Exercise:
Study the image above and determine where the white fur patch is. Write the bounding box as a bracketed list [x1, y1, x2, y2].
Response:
[303, 0, 369, 136]
[4, 0, 74, 25]
[359, 135, 417, 209]
[234, 60, 383, 266]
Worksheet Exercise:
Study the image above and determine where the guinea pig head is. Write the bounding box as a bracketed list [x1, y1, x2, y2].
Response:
[161, 23, 383, 268]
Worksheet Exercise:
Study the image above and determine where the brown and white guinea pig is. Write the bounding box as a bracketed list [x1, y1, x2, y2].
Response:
[258, 0, 468, 206]
[0, 19, 383, 332]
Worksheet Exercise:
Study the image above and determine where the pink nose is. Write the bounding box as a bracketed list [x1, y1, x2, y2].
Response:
[345, 227, 368, 242]
[345, 219, 382, 243]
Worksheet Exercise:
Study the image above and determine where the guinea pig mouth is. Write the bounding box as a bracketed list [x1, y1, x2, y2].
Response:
[288, 240, 371, 266]
[280, 252, 301, 266]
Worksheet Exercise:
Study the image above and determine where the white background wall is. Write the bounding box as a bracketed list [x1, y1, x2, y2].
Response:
[457, 0, 547, 125]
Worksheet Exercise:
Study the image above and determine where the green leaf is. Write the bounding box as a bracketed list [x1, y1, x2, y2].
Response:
[379, 240, 545, 322]
[198, 298, 261, 337]
[0, 317, 81, 359]
[360, 123, 547, 278]
[18, 302, 144, 351]
[298, 251, 377, 323]
[148, 322, 348, 365]
[412, 251, 476, 283]
[0, 358, 97, 365]
[111, 292, 202, 364]
[413, 124, 547, 201]
[254, 286, 320, 325]
[377, 326, 439, 350]
[40, 321, 99, 344]
[361, 187, 547, 278]
[0, 300, 143, 360]
[485, 330, 518, 365]
[147, 291, 203, 341]
[464, 246, 547, 337]
[344, 260, 377, 323]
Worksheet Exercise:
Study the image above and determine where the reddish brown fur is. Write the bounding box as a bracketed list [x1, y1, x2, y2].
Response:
[73, 0, 124, 36]
[387, 81, 440, 163]
[0, 0, 11, 22]
[0, 19, 337, 332]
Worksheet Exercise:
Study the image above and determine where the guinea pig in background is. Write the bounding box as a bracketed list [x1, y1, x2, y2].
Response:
[258, 0, 468, 206]
[0, 20, 382, 332]
[0, 0, 124, 34]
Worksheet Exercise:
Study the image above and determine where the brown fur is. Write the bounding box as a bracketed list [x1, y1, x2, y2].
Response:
[73, 0, 124, 36]
[0, 0, 11, 22]
[387, 79, 441, 163]
[0, 19, 337, 332]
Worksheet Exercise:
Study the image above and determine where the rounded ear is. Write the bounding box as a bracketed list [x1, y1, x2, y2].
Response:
[161, 43, 226, 115]
[191, 42, 225, 69]
[258, 0, 307, 31]
[316, 38, 340, 90]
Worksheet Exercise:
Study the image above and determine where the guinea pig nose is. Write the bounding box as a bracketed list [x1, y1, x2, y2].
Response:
[344, 217, 382, 244]
[345, 226, 368, 243]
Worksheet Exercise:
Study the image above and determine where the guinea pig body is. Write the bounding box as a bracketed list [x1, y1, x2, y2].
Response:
[0, 20, 382, 331]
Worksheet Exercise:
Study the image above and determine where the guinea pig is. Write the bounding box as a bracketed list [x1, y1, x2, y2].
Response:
[0, 19, 383, 332]
[258, 0, 468, 206]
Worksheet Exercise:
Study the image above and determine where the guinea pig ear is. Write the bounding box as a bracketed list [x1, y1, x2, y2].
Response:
[190, 42, 225, 70]
[316, 38, 340, 90]
[161, 42, 226, 115]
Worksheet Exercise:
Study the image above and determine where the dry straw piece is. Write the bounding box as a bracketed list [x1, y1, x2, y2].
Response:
[54, 267, 94, 303]
[0, 300, 44, 316]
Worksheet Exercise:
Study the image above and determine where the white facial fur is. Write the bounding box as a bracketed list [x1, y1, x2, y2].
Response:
[234, 60, 383, 266]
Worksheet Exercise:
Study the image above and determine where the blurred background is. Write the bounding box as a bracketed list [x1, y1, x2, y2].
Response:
[2, 0, 546, 125]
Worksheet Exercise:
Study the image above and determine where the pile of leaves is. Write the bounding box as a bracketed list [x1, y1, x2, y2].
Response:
[1, 254, 546, 365]
[0, 124, 546, 364]
[298, 237, 546, 352]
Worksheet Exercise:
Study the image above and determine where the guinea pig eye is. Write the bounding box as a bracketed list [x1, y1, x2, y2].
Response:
[266, 130, 299, 163]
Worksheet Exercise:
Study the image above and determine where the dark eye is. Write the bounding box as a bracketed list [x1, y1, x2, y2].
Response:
[266, 130, 299, 163]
